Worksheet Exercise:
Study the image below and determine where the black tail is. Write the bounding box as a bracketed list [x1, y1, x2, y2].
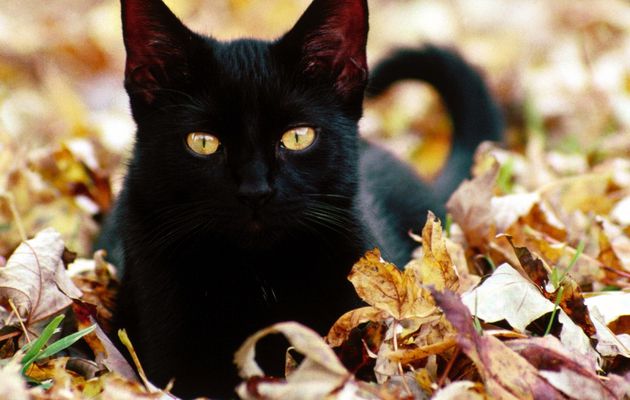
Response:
[367, 45, 504, 212]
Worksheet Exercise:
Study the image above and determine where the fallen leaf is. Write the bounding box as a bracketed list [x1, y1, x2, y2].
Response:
[505, 335, 612, 399]
[584, 291, 630, 328]
[446, 161, 499, 249]
[72, 301, 138, 381]
[597, 218, 630, 272]
[388, 336, 457, 366]
[556, 311, 600, 370]
[444, 236, 479, 292]
[587, 306, 630, 358]
[235, 321, 351, 400]
[0, 228, 82, 327]
[326, 306, 389, 348]
[507, 237, 596, 336]
[406, 212, 459, 292]
[584, 292, 630, 358]
[432, 381, 488, 400]
[491, 192, 540, 232]
[433, 289, 565, 399]
[348, 249, 435, 320]
[462, 263, 554, 332]
[69, 250, 119, 335]
[0, 355, 29, 400]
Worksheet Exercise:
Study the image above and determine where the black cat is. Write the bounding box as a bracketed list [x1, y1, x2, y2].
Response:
[98, 0, 502, 397]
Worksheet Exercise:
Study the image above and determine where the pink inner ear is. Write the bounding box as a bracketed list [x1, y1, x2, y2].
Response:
[301, 0, 369, 97]
[122, 0, 189, 102]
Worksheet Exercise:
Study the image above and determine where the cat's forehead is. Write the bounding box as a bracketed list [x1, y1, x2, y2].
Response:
[209, 39, 279, 83]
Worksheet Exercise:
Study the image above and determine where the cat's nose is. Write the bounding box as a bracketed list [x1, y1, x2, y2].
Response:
[237, 185, 274, 209]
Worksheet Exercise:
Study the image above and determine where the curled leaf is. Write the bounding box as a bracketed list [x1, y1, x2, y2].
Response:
[433, 289, 565, 399]
[235, 321, 350, 400]
[0, 228, 82, 326]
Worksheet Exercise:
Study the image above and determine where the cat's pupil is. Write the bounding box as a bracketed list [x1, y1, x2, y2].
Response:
[186, 132, 220, 155]
[281, 126, 316, 151]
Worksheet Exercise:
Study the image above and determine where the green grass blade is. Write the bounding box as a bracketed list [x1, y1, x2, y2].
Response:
[34, 324, 96, 362]
[21, 314, 65, 373]
[445, 213, 453, 238]
[497, 158, 514, 194]
[561, 239, 585, 282]
[544, 285, 565, 336]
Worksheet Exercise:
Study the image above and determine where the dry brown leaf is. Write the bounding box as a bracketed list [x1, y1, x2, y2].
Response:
[446, 161, 499, 249]
[462, 263, 554, 332]
[348, 249, 435, 320]
[516, 228, 604, 286]
[96, 373, 169, 400]
[432, 381, 488, 400]
[506, 236, 596, 336]
[507, 336, 620, 399]
[0, 356, 29, 400]
[598, 218, 630, 272]
[406, 211, 459, 292]
[0, 228, 82, 327]
[462, 262, 599, 365]
[28, 142, 113, 213]
[444, 236, 479, 292]
[235, 321, 350, 400]
[433, 289, 565, 399]
[70, 250, 119, 334]
[491, 192, 541, 232]
[388, 336, 457, 366]
[585, 292, 630, 358]
[72, 301, 138, 382]
[326, 306, 389, 348]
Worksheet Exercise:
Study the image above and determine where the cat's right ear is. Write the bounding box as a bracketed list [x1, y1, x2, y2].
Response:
[121, 0, 195, 104]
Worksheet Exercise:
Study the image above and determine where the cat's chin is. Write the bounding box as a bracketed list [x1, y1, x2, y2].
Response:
[232, 213, 286, 248]
[243, 219, 264, 234]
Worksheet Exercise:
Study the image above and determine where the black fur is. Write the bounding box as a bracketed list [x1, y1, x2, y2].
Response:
[98, 0, 502, 397]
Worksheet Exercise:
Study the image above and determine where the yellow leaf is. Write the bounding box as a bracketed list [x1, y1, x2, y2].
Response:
[408, 211, 459, 292]
[348, 249, 435, 320]
[326, 306, 389, 348]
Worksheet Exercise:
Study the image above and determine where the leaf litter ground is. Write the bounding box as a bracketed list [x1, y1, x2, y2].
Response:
[1, 0, 630, 399]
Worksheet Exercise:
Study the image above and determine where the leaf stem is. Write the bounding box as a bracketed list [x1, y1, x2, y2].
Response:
[392, 320, 412, 396]
[438, 346, 460, 387]
[7, 298, 30, 343]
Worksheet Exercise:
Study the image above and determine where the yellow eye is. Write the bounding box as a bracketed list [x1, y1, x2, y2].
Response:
[186, 132, 220, 155]
[280, 127, 316, 151]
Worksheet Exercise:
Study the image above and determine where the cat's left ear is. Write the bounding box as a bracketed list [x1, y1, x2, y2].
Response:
[276, 0, 369, 103]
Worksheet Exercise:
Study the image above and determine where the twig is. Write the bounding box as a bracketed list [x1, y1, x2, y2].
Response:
[392, 320, 413, 396]
[0, 330, 21, 343]
[8, 298, 31, 343]
[437, 346, 460, 387]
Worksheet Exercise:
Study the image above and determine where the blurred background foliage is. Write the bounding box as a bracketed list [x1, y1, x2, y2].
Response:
[0, 0, 629, 258]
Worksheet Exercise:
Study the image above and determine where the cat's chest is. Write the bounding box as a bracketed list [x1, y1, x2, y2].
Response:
[168, 239, 362, 328]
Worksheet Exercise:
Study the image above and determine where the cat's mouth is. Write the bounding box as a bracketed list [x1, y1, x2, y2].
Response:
[241, 209, 270, 234]
[244, 218, 264, 233]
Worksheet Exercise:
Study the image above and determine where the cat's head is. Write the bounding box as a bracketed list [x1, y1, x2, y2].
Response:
[120, 0, 369, 247]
